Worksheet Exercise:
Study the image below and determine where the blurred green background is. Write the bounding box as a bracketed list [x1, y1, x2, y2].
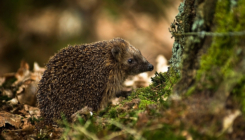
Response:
[0, 0, 180, 75]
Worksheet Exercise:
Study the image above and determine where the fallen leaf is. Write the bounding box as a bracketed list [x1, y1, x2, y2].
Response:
[221, 110, 241, 134]
[14, 60, 30, 84]
[0, 111, 22, 128]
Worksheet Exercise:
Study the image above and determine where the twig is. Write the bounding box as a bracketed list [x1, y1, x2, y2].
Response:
[106, 120, 146, 140]
[75, 125, 100, 140]
[102, 131, 123, 140]
[145, 124, 163, 131]
[172, 30, 245, 37]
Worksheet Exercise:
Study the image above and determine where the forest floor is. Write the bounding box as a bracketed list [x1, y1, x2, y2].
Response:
[0, 61, 245, 140]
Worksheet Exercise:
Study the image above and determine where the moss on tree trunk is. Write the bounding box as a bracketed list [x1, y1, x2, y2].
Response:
[170, 0, 245, 112]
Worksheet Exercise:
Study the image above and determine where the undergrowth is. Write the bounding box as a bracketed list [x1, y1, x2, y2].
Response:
[61, 69, 183, 140]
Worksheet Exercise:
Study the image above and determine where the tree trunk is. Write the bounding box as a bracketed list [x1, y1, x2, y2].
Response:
[170, 0, 245, 115]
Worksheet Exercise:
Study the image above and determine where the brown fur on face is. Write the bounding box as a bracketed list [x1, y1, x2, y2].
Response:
[37, 38, 153, 124]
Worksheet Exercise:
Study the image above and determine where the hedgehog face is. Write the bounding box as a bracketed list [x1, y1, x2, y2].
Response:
[111, 39, 154, 75]
[121, 45, 154, 75]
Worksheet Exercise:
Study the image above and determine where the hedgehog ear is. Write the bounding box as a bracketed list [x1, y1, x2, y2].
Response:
[111, 46, 121, 61]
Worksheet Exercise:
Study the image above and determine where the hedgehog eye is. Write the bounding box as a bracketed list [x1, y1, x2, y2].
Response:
[128, 59, 133, 64]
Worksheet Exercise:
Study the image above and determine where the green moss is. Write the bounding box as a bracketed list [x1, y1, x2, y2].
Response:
[98, 106, 110, 116]
[151, 71, 167, 86]
[191, 0, 244, 89]
[129, 68, 180, 103]
[139, 100, 155, 110]
[232, 76, 245, 113]
[186, 86, 195, 96]
[190, 0, 245, 114]
[109, 108, 117, 118]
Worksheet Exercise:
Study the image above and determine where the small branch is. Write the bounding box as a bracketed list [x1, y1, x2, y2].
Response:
[75, 122, 100, 140]
[171, 30, 245, 37]
[106, 120, 146, 140]
[102, 131, 123, 140]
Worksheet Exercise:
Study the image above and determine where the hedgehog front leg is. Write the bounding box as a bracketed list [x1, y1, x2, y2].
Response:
[115, 90, 132, 98]
[70, 106, 93, 122]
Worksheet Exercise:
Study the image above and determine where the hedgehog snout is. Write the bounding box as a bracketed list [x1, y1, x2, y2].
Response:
[147, 64, 154, 71]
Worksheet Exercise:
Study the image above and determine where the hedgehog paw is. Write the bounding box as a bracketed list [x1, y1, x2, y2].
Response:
[71, 106, 93, 123]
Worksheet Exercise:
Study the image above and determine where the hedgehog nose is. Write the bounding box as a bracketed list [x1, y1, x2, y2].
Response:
[148, 64, 154, 71]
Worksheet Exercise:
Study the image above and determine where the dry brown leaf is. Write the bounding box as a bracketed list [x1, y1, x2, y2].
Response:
[21, 117, 34, 130]
[0, 111, 22, 128]
[14, 60, 30, 84]
[17, 81, 38, 106]
[2, 89, 14, 98]
[136, 112, 149, 128]
[13, 62, 44, 106]
[221, 110, 241, 134]
[26, 105, 41, 117]
[33, 62, 46, 73]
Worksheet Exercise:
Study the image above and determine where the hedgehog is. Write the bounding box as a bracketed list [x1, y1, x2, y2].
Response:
[37, 38, 154, 124]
